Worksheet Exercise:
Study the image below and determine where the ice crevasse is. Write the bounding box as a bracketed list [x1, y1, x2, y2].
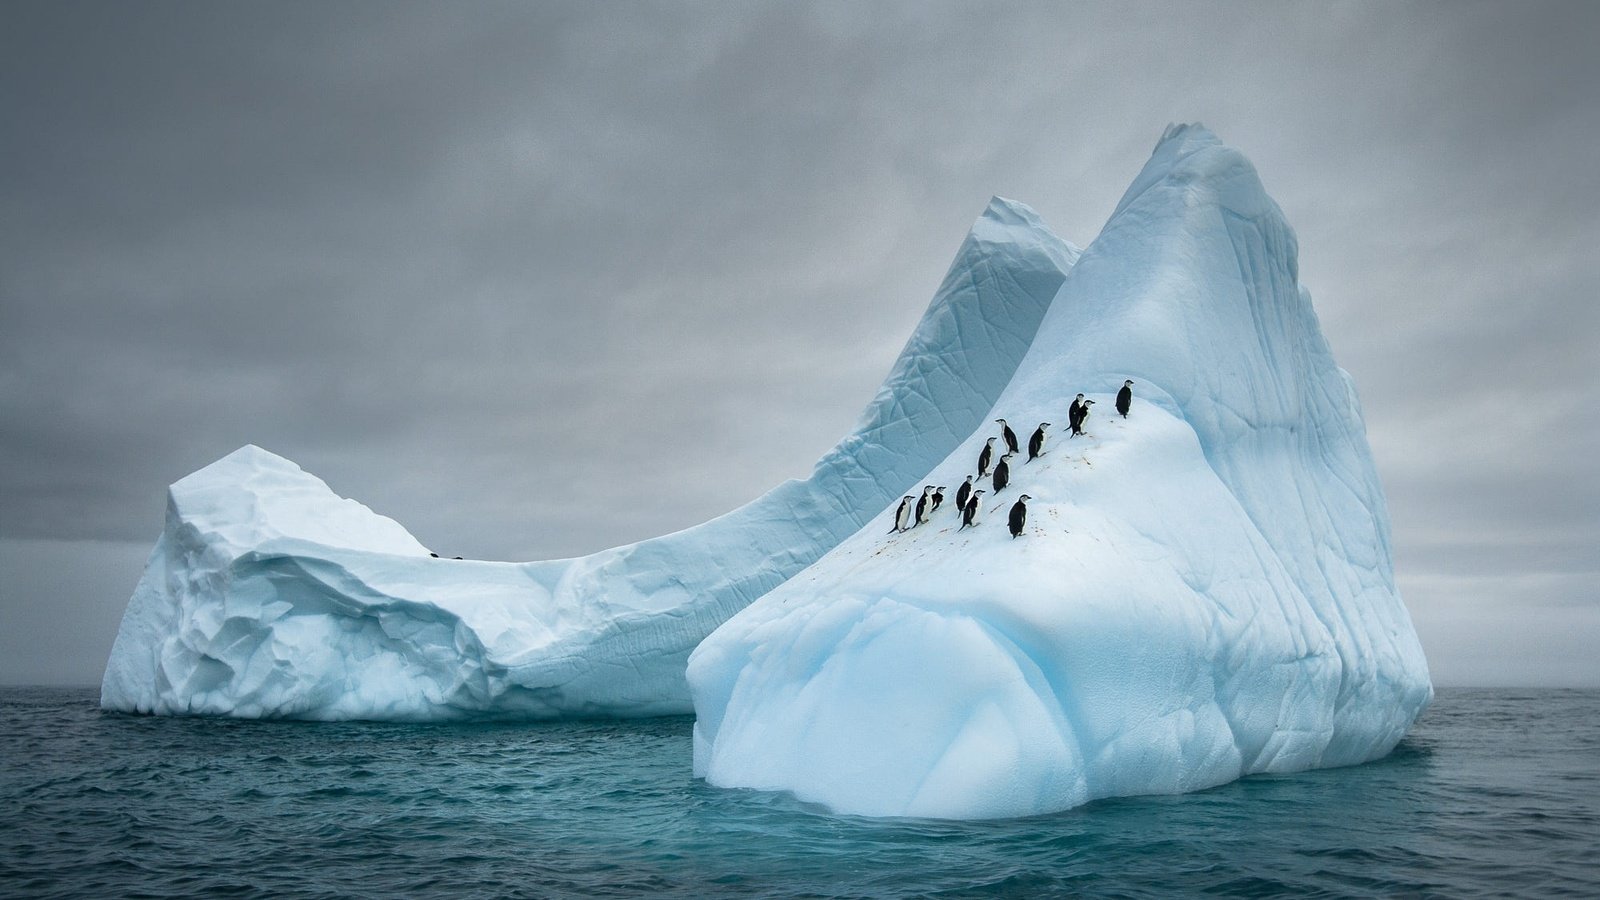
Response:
[686, 124, 1433, 819]
[100, 197, 1081, 719]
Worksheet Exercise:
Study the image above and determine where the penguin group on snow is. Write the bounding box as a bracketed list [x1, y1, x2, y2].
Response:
[884, 380, 1136, 541]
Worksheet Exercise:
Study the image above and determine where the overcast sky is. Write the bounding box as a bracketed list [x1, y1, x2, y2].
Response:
[2, 1, 1596, 687]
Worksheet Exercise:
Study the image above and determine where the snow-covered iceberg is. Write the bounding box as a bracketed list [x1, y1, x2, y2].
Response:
[687, 125, 1432, 819]
[101, 198, 1080, 719]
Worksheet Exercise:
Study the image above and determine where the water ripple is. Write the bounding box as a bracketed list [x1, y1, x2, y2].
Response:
[2, 688, 1597, 898]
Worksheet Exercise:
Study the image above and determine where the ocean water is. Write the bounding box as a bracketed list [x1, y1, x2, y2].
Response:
[1, 688, 1595, 898]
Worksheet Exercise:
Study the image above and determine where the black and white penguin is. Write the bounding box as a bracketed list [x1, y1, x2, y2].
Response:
[931, 486, 946, 512]
[1069, 398, 1096, 437]
[1008, 494, 1031, 539]
[1027, 423, 1050, 462]
[1116, 380, 1134, 418]
[992, 416, 1017, 451]
[959, 490, 986, 530]
[977, 437, 998, 478]
[890, 495, 914, 533]
[992, 453, 1013, 493]
[915, 485, 936, 526]
[1067, 394, 1086, 436]
[954, 476, 974, 514]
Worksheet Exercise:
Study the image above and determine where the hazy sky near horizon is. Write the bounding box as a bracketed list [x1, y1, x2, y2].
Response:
[2, 1, 1596, 687]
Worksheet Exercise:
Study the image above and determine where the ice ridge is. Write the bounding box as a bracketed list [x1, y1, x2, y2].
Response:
[101, 199, 1080, 719]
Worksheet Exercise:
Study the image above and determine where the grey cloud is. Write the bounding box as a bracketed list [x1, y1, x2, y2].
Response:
[1, 1, 1596, 683]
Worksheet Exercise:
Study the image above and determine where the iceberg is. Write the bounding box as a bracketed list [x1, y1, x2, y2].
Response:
[687, 125, 1432, 818]
[100, 199, 1081, 719]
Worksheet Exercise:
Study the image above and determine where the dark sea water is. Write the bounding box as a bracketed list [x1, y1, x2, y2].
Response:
[2, 688, 1596, 898]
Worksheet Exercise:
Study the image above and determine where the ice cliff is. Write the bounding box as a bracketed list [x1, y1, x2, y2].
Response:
[100, 199, 1080, 719]
[687, 124, 1433, 818]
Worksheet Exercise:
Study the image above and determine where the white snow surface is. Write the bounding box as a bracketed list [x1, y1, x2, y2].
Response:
[100, 198, 1080, 719]
[687, 124, 1432, 819]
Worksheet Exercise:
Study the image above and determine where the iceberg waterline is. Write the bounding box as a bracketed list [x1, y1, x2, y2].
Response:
[101, 198, 1081, 719]
[102, 124, 1430, 821]
[686, 124, 1431, 818]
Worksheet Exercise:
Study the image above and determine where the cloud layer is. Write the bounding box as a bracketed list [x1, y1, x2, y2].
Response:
[2, 1, 1595, 685]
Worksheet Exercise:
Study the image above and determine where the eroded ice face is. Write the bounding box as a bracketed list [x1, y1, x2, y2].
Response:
[688, 124, 1430, 820]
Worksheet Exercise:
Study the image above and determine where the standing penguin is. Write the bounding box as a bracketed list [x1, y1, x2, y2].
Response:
[1069, 399, 1096, 437]
[890, 495, 914, 533]
[931, 486, 947, 512]
[914, 485, 936, 526]
[977, 437, 998, 478]
[1027, 423, 1050, 462]
[995, 418, 1019, 455]
[1008, 494, 1032, 538]
[1067, 394, 1087, 436]
[959, 490, 986, 530]
[992, 453, 1013, 493]
[954, 476, 974, 514]
[1116, 380, 1134, 418]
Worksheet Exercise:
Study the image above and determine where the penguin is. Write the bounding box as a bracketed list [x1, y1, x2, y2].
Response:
[1008, 494, 1032, 538]
[977, 437, 998, 478]
[1027, 423, 1050, 462]
[959, 490, 986, 530]
[996, 418, 1019, 455]
[915, 485, 936, 526]
[954, 476, 974, 514]
[1067, 394, 1087, 436]
[992, 453, 1013, 493]
[1116, 380, 1134, 418]
[890, 495, 914, 533]
[1069, 398, 1096, 437]
[931, 486, 947, 512]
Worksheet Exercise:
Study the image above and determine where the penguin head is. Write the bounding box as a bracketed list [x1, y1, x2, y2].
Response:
[995, 418, 1006, 425]
[1085, 399, 1096, 405]
[937, 486, 946, 492]
[1076, 393, 1084, 400]
[1124, 379, 1134, 386]
[964, 475, 973, 483]
[1038, 422, 1050, 428]
[986, 437, 997, 445]
[1019, 494, 1032, 502]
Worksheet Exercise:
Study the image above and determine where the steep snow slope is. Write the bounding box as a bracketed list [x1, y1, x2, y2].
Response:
[687, 125, 1432, 818]
[101, 199, 1080, 719]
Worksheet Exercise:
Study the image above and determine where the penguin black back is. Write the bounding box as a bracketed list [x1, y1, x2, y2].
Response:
[954, 476, 973, 513]
[959, 490, 986, 529]
[996, 418, 1019, 455]
[1027, 423, 1049, 461]
[977, 437, 997, 477]
[1116, 380, 1134, 418]
[1008, 494, 1031, 538]
[993, 453, 1012, 493]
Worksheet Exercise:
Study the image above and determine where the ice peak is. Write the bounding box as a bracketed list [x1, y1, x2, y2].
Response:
[1112, 123, 1281, 224]
[980, 196, 1039, 227]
